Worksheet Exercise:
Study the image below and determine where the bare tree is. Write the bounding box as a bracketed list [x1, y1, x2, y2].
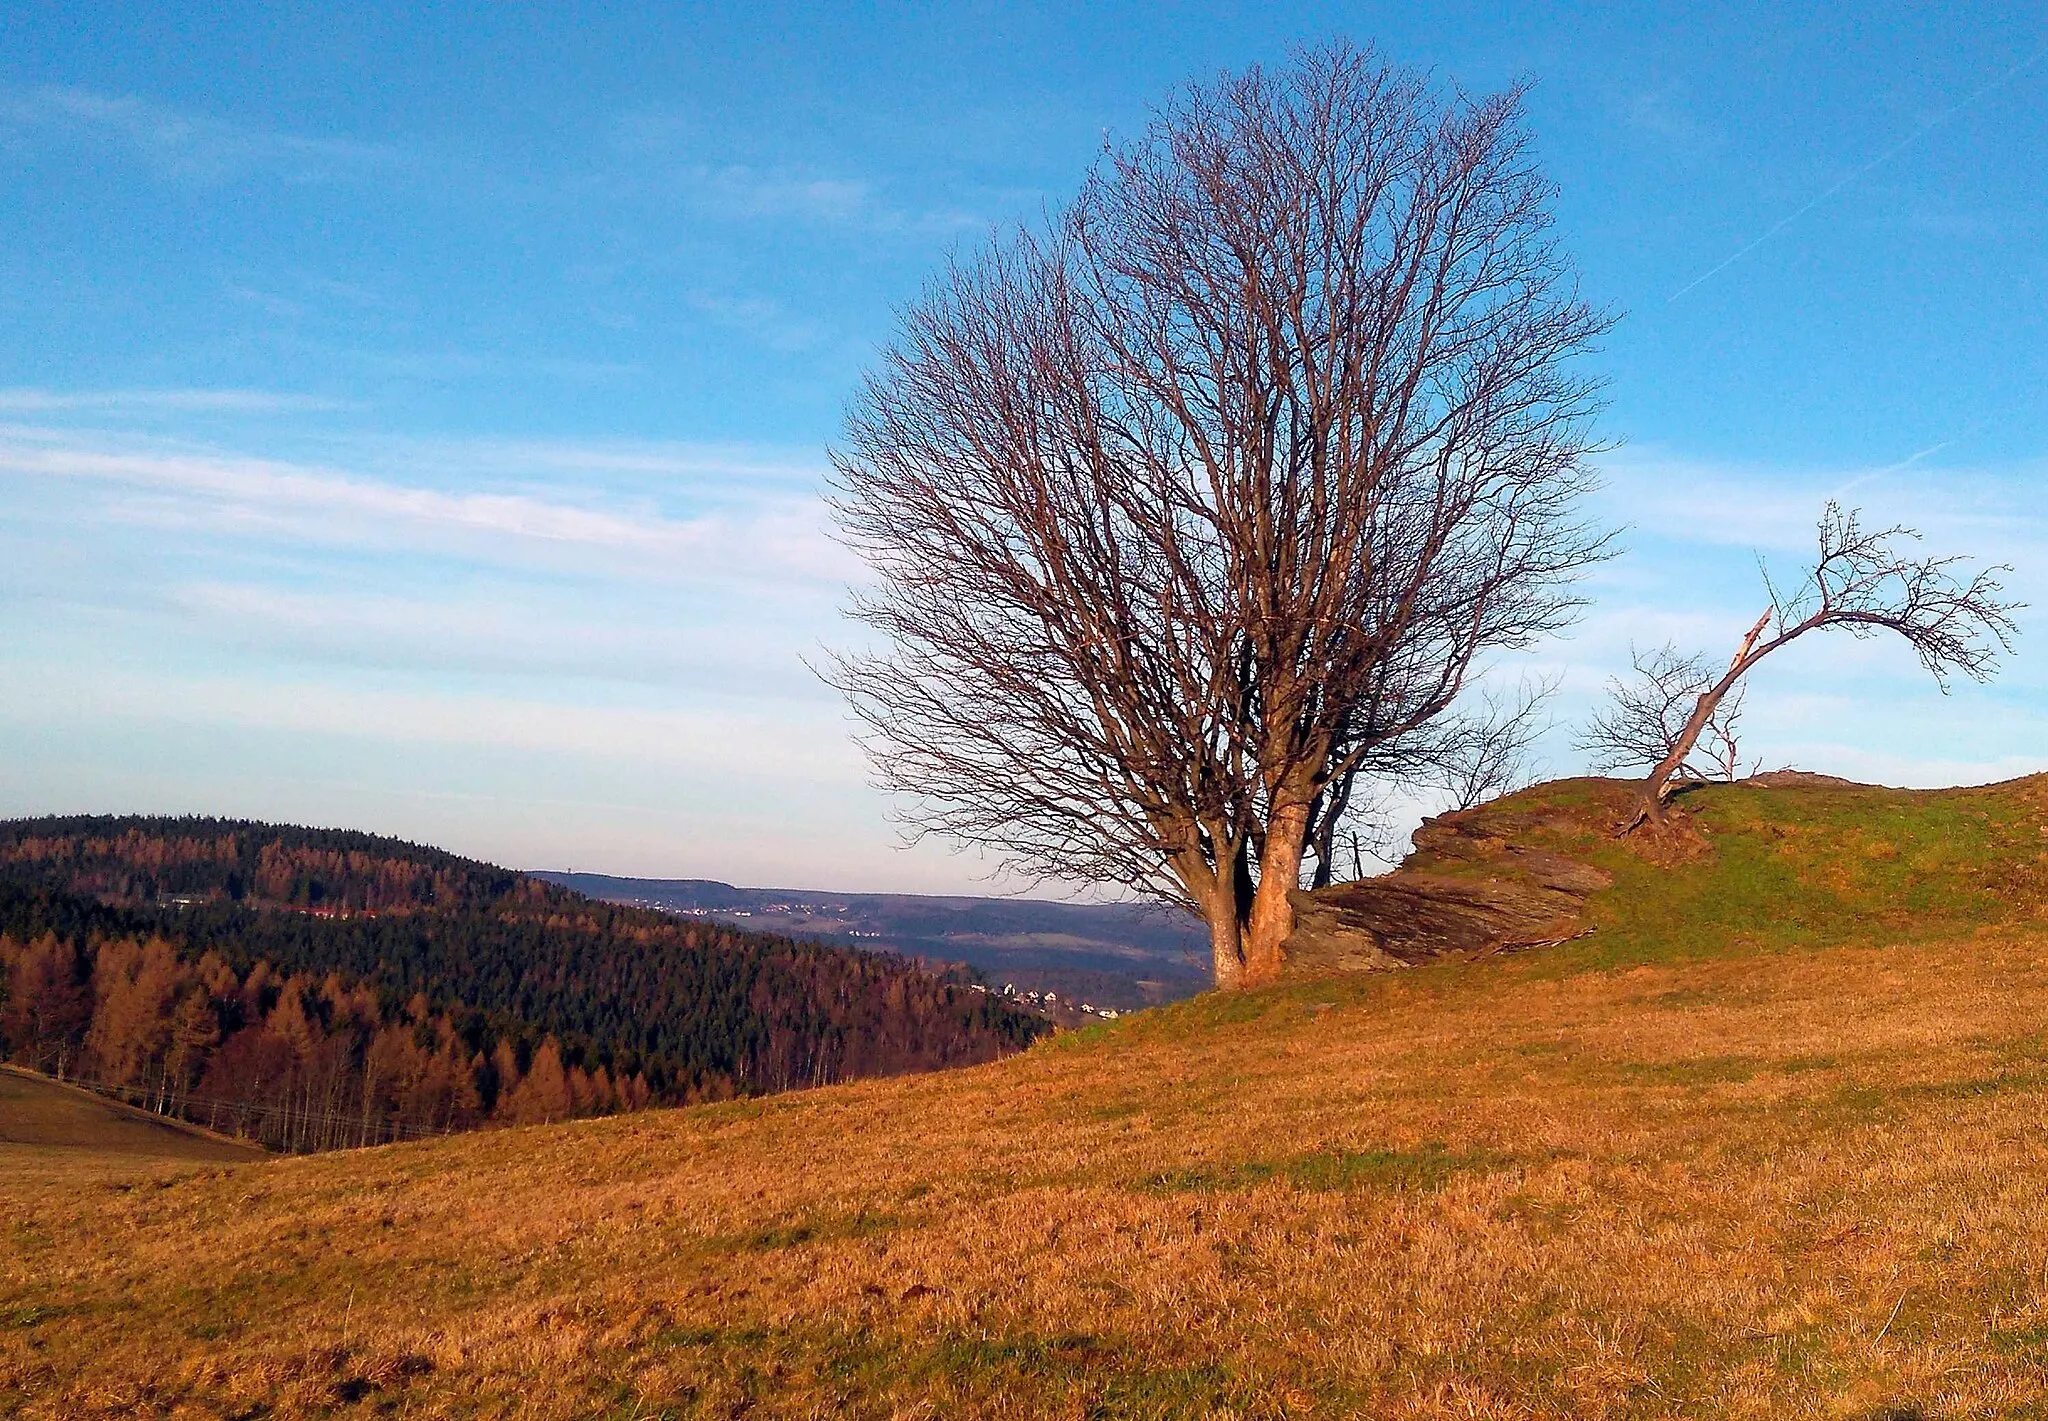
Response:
[828, 43, 1613, 989]
[1303, 674, 1555, 887]
[1433, 676, 1558, 813]
[1614, 502, 2018, 824]
[1578, 644, 1750, 784]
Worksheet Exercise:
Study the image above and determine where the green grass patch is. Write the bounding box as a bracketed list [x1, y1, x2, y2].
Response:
[1492, 778, 2048, 977]
[1139, 1142, 1506, 1196]
[0, 1300, 78, 1330]
[706, 1206, 905, 1253]
[1045, 1021, 1116, 1051]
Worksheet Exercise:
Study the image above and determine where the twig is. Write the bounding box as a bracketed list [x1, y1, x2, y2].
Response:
[1874, 1288, 1908, 1344]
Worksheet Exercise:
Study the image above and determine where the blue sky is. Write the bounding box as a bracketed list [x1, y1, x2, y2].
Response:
[2, 3, 2044, 891]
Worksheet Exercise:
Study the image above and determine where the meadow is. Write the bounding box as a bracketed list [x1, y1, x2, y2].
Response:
[0, 1066, 260, 1187]
[9, 777, 2048, 1418]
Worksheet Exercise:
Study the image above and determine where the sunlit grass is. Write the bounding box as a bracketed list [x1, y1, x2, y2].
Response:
[10, 776, 2048, 1417]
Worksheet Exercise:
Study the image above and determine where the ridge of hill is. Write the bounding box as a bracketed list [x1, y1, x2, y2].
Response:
[14, 775, 2048, 1417]
[0, 816, 1047, 1145]
[536, 871, 1211, 1010]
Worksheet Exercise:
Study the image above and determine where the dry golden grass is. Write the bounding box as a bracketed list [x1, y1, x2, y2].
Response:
[8, 929, 2048, 1418]
[11, 779, 2048, 1419]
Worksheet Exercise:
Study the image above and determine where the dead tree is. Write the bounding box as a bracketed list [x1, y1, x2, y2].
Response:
[828, 43, 1613, 989]
[1432, 677, 1557, 813]
[1617, 502, 2018, 826]
[1578, 644, 1750, 785]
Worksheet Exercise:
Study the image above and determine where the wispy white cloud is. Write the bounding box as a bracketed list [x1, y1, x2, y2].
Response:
[0, 656, 860, 780]
[0, 387, 351, 414]
[610, 105, 989, 235]
[0, 425, 859, 587]
[1613, 82, 1724, 153]
[377, 434, 832, 493]
[0, 84, 402, 184]
[162, 581, 832, 688]
[684, 290, 830, 352]
[323, 346, 641, 384]
[1597, 446, 2048, 564]
[701, 167, 877, 223]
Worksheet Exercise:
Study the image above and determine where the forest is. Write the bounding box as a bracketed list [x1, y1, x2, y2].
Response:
[0, 816, 1047, 1151]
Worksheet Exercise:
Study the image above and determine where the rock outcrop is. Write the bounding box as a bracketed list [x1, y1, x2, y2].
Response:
[1280, 792, 1617, 978]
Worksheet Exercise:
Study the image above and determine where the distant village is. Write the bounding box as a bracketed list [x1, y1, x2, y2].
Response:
[968, 981, 1123, 1020]
[624, 898, 1127, 1020]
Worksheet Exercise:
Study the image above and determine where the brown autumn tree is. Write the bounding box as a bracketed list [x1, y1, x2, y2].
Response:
[82, 937, 182, 1090]
[2, 934, 92, 1077]
[830, 42, 1611, 988]
[1585, 502, 2019, 826]
[505, 1036, 573, 1125]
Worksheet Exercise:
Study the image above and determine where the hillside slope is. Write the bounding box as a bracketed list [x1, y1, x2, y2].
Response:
[10, 777, 2048, 1418]
[0, 817, 1046, 1122]
[0, 1065, 264, 1183]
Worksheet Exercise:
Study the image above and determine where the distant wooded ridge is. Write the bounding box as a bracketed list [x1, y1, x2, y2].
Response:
[0, 815, 1047, 1152]
[535, 871, 1212, 1011]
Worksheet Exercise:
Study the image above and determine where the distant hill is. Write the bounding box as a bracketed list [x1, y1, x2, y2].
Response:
[534, 872, 1212, 1010]
[0, 816, 1047, 1149]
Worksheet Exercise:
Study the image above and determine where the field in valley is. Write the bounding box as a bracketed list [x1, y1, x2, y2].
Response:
[11, 777, 2048, 1418]
[0, 1066, 263, 1188]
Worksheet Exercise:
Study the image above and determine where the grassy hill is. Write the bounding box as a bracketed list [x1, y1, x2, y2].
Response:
[10, 776, 2048, 1418]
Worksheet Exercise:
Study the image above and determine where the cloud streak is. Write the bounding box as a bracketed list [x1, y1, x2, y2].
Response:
[1597, 446, 2048, 566]
[0, 85, 402, 184]
[0, 657, 861, 781]
[0, 388, 351, 415]
[0, 425, 858, 587]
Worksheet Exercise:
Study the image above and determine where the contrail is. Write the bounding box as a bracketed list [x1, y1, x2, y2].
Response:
[1827, 384, 2044, 500]
[1829, 439, 1955, 500]
[1669, 47, 2045, 302]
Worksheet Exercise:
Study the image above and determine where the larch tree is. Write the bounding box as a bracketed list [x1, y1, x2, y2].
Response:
[1, 934, 92, 1078]
[829, 42, 1613, 988]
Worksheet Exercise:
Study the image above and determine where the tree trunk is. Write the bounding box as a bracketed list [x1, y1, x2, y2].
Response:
[1179, 839, 1249, 990]
[1205, 897, 1245, 991]
[1306, 779, 1352, 890]
[1243, 798, 1313, 985]
[1639, 609, 1773, 816]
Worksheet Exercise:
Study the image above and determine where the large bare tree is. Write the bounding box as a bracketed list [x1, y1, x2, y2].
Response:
[828, 43, 1612, 989]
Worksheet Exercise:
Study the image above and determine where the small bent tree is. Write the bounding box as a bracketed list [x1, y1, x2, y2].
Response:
[1578, 644, 1752, 786]
[828, 43, 1612, 990]
[1308, 675, 1558, 889]
[1596, 502, 2018, 829]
